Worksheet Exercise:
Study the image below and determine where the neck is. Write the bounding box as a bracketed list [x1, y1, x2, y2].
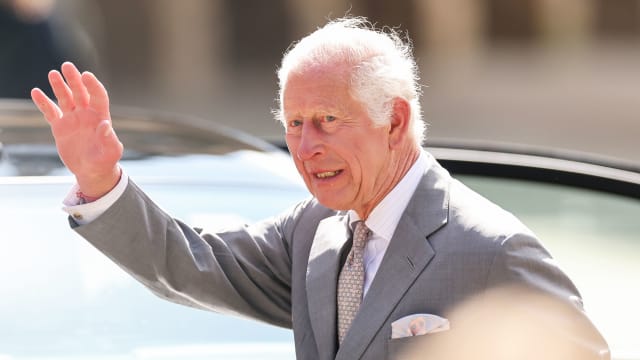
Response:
[357, 146, 421, 220]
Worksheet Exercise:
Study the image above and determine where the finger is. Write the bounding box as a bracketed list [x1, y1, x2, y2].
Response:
[48, 70, 74, 112]
[31, 88, 63, 123]
[61, 61, 90, 109]
[82, 71, 111, 120]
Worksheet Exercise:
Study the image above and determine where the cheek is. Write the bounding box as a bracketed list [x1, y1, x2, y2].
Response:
[356, 146, 387, 185]
[292, 158, 305, 176]
[291, 159, 313, 187]
[286, 139, 301, 164]
[285, 136, 297, 153]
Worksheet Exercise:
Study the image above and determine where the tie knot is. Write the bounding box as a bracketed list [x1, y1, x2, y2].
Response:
[353, 221, 370, 249]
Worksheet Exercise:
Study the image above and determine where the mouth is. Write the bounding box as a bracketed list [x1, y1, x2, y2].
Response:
[314, 170, 342, 179]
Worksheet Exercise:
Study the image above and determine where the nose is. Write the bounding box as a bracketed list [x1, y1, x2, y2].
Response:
[296, 122, 324, 161]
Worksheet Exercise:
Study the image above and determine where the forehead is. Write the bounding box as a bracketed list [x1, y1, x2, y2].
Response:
[282, 65, 355, 114]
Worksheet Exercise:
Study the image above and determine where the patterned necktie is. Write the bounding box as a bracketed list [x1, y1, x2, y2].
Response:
[337, 221, 371, 344]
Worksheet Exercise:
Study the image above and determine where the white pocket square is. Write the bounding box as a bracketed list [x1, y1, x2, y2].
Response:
[391, 313, 450, 339]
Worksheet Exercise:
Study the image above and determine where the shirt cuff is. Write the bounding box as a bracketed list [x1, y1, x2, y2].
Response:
[62, 171, 129, 225]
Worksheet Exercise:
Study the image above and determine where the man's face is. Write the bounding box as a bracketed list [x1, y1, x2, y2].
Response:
[283, 65, 397, 217]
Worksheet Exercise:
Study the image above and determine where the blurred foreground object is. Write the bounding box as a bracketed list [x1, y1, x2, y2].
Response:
[400, 285, 610, 360]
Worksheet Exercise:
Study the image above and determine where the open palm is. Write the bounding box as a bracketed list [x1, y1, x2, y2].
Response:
[31, 62, 123, 197]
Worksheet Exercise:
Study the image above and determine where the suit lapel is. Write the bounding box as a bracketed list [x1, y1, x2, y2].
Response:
[306, 214, 351, 358]
[336, 155, 451, 359]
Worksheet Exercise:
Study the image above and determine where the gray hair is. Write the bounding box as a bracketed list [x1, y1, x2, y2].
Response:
[275, 17, 426, 145]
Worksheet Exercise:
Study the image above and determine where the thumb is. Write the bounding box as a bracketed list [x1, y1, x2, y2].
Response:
[96, 120, 124, 159]
[96, 119, 114, 138]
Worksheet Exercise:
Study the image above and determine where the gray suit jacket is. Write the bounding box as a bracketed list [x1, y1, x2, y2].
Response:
[73, 153, 607, 359]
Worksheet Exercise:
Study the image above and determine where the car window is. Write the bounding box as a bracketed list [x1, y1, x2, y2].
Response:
[457, 174, 640, 359]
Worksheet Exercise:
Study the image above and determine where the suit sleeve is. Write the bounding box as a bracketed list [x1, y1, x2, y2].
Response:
[72, 179, 304, 329]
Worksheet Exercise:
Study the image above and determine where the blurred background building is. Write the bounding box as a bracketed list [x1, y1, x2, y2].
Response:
[2, 0, 638, 162]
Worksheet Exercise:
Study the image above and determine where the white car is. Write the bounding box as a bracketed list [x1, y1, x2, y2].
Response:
[0, 99, 306, 360]
[1, 99, 638, 359]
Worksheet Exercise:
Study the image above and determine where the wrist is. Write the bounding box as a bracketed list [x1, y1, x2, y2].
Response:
[76, 166, 122, 200]
[76, 190, 101, 204]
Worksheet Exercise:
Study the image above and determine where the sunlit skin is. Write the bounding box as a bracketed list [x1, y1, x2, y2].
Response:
[283, 63, 420, 219]
[30, 62, 123, 197]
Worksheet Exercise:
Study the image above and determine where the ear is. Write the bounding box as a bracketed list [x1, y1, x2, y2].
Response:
[388, 97, 411, 149]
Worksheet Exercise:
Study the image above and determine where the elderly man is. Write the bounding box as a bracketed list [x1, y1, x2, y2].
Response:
[31, 17, 608, 360]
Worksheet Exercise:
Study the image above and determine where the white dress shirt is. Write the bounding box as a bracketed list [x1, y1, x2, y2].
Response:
[63, 151, 429, 294]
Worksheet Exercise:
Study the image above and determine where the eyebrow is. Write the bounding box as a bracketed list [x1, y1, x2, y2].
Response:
[284, 110, 341, 120]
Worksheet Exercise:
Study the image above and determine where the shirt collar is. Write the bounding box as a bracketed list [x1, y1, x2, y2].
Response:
[349, 150, 428, 240]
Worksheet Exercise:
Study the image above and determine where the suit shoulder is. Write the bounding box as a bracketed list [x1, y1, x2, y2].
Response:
[446, 177, 537, 242]
[282, 197, 339, 222]
[275, 196, 341, 237]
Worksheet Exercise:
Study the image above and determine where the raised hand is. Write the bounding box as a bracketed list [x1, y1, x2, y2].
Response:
[31, 62, 123, 198]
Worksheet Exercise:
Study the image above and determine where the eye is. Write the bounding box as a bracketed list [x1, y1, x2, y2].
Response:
[286, 119, 303, 134]
[325, 115, 336, 122]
